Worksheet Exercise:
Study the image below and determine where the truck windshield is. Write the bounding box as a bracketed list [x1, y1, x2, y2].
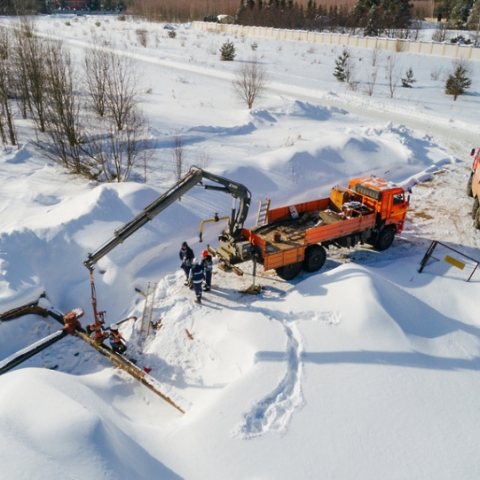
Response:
[352, 184, 381, 201]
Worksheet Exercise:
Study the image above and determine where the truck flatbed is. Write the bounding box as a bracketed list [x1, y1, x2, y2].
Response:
[245, 194, 377, 271]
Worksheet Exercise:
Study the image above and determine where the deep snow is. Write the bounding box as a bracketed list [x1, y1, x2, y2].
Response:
[1, 15, 480, 480]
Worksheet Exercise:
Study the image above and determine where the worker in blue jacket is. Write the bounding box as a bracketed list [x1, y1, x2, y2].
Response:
[179, 241, 194, 285]
[189, 258, 204, 304]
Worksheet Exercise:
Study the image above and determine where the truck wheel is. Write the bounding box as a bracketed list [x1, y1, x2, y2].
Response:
[303, 245, 326, 272]
[375, 226, 395, 251]
[275, 262, 302, 280]
[467, 172, 474, 197]
[472, 197, 479, 219]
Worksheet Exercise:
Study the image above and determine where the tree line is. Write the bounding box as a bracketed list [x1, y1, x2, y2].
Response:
[236, 0, 413, 36]
[235, 0, 480, 38]
[0, 18, 150, 182]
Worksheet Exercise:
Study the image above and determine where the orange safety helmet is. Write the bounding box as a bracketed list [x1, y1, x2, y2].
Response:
[201, 250, 209, 258]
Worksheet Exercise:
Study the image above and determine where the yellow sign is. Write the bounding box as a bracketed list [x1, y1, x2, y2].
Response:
[444, 255, 465, 270]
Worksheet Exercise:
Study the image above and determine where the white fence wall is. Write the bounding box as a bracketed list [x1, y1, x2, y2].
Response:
[192, 21, 480, 61]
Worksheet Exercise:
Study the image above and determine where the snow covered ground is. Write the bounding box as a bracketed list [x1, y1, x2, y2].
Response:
[1, 15, 480, 479]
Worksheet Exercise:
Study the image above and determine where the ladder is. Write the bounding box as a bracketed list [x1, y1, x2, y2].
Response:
[139, 282, 157, 344]
[256, 198, 271, 226]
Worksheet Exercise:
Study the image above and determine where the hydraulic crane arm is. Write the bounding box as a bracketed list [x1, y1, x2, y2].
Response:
[83, 167, 251, 271]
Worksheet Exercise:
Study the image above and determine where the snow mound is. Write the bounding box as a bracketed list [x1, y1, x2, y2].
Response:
[0, 369, 181, 480]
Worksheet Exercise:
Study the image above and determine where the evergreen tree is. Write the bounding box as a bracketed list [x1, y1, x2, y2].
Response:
[445, 62, 472, 100]
[466, 0, 480, 42]
[354, 0, 413, 36]
[333, 49, 351, 82]
[401, 67, 416, 88]
[450, 0, 474, 27]
[220, 41, 236, 61]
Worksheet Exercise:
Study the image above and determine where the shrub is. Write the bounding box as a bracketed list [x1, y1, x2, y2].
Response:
[251, 42, 258, 51]
[232, 57, 268, 109]
[117, 15, 126, 21]
[220, 40, 236, 61]
[136, 29, 148, 47]
[450, 35, 472, 45]
[168, 30, 176, 39]
[430, 67, 442, 81]
[204, 14, 219, 22]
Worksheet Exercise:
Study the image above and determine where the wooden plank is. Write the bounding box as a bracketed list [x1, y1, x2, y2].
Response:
[75, 331, 186, 414]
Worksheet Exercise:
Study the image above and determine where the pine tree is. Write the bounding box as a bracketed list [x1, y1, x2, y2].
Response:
[445, 62, 472, 100]
[449, 0, 474, 27]
[401, 67, 416, 87]
[220, 41, 236, 61]
[333, 49, 351, 82]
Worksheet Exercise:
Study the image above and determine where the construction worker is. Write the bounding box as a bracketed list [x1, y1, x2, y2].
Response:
[179, 241, 194, 285]
[189, 258, 204, 304]
[201, 250, 213, 291]
[63, 309, 84, 335]
[109, 324, 127, 354]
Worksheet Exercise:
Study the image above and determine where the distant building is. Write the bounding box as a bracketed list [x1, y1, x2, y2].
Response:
[217, 15, 235, 24]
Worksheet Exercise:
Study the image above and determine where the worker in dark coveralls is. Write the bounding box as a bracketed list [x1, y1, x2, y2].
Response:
[179, 241, 194, 285]
[189, 258, 204, 304]
[201, 250, 213, 291]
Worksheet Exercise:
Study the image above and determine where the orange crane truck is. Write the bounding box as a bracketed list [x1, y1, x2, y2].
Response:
[237, 176, 409, 280]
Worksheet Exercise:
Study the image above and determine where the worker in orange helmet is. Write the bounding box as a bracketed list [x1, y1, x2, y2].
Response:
[109, 324, 127, 354]
[201, 250, 213, 292]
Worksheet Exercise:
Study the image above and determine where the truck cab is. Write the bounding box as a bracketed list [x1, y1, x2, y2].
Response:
[347, 176, 409, 234]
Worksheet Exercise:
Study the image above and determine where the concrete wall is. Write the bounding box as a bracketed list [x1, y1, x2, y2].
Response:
[193, 22, 480, 61]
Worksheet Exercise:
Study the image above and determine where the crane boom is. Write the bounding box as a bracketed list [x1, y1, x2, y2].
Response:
[83, 167, 251, 271]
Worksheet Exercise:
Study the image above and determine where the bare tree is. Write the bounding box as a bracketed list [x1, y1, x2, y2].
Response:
[385, 54, 400, 98]
[173, 135, 184, 182]
[0, 27, 17, 146]
[83, 103, 152, 183]
[104, 50, 142, 131]
[12, 18, 47, 132]
[232, 56, 268, 109]
[83, 42, 151, 182]
[39, 40, 85, 174]
[84, 39, 110, 118]
[432, 23, 449, 43]
[86, 44, 142, 131]
[364, 64, 379, 97]
[369, 48, 381, 67]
